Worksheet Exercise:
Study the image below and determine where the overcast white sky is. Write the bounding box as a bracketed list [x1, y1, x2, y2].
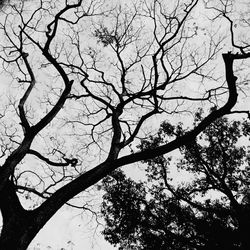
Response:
[1, 1, 249, 249]
[29, 207, 116, 250]
[0, 75, 116, 250]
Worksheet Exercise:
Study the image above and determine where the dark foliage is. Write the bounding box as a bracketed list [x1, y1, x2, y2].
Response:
[101, 117, 250, 249]
[0, 0, 250, 248]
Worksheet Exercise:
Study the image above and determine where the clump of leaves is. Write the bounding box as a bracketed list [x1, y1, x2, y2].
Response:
[101, 115, 250, 249]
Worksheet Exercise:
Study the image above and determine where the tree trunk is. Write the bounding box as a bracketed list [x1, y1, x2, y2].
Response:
[0, 215, 37, 250]
[238, 210, 250, 250]
[0, 180, 38, 250]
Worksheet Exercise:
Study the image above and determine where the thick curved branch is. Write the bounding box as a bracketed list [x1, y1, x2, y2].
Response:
[32, 51, 242, 227]
[18, 52, 35, 132]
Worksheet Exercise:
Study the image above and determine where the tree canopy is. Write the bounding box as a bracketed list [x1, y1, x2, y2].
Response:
[0, 0, 250, 249]
[101, 116, 250, 249]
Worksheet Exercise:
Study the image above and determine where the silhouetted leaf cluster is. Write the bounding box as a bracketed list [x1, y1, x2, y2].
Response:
[101, 116, 250, 249]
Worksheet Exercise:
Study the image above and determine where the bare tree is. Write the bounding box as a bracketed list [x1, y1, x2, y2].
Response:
[0, 0, 249, 249]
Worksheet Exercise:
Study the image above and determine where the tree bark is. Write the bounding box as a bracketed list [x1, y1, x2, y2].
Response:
[0, 180, 37, 250]
[0, 52, 242, 249]
[237, 209, 250, 249]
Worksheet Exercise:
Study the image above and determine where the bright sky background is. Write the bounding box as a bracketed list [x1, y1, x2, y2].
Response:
[0, 75, 117, 250]
[29, 207, 116, 250]
[0, 1, 216, 248]
[0, 1, 115, 247]
[1, 1, 250, 249]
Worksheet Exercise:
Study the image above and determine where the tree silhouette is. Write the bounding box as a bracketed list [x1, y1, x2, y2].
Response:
[101, 116, 250, 249]
[0, 0, 250, 249]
